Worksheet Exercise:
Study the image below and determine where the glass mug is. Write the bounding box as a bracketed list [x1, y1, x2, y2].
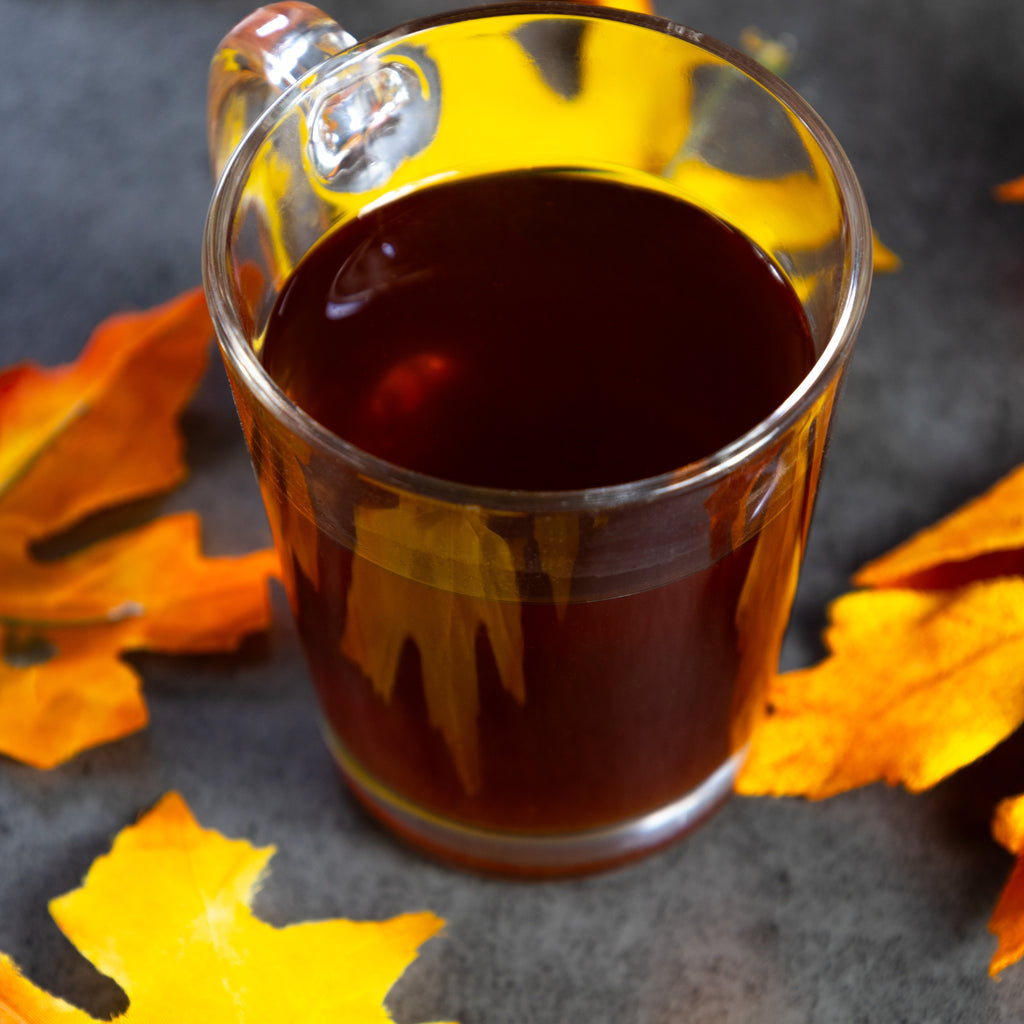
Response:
[203, 1, 871, 874]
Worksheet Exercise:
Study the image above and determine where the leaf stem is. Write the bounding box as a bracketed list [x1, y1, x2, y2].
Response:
[0, 601, 145, 632]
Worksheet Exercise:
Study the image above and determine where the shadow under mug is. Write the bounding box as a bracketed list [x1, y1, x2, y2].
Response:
[203, 2, 872, 875]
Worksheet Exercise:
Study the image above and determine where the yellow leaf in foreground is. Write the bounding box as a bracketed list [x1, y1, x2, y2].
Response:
[736, 579, 1024, 799]
[0, 792, 453, 1024]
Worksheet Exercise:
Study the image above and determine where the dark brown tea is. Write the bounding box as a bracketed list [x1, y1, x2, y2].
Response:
[263, 172, 813, 488]
[259, 171, 816, 865]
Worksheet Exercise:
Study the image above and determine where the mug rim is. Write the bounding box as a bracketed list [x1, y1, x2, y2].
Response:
[202, 0, 873, 514]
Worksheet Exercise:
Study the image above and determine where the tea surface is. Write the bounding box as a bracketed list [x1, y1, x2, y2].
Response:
[262, 171, 814, 489]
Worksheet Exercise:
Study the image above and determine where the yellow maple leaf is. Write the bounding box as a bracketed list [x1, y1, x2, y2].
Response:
[738, 27, 900, 277]
[871, 231, 903, 272]
[0, 792, 453, 1023]
[573, 0, 654, 12]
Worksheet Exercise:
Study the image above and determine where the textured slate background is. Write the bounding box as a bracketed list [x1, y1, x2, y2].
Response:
[3, 1, 1024, 1021]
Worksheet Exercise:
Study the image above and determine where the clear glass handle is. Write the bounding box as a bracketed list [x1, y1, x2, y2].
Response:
[207, 2, 356, 180]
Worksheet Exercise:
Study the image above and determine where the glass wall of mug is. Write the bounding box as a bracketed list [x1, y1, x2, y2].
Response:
[203, 3, 871, 874]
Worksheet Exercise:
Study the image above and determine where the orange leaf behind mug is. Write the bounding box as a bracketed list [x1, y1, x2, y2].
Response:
[0, 289, 212, 547]
[572, 0, 655, 13]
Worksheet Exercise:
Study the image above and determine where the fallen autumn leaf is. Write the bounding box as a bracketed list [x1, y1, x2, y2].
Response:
[0, 289, 279, 767]
[739, 458, 1024, 974]
[0, 792, 454, 1023]
[990, 793, 1024, 976]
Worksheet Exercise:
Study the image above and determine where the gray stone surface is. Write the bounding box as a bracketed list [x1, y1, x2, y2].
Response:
[3, 0, 1024, 1020]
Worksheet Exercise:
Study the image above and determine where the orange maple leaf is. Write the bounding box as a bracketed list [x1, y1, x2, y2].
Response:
[854, 462, 1024, 589]
[736, 578, 1024, 799]
[0, 792, 454, 1023]
[994, 175, 1024, 202]
[0, 289, 279, 768]
[738, 459, 1024, 974]
[991, 793, 1024, 976]
[738, 461, 1024, 798]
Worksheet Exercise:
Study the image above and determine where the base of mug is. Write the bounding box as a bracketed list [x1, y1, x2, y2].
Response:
[323, 727, 744, 877]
